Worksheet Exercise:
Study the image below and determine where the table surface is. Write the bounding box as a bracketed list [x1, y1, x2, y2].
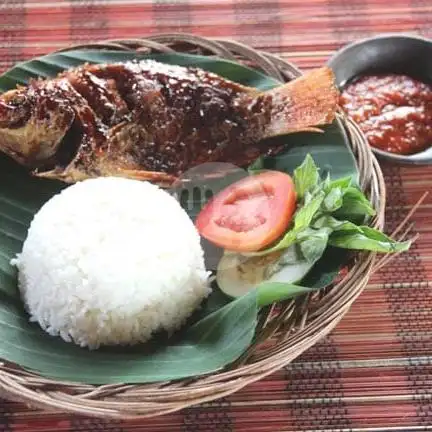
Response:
[1, 1, 431, 431]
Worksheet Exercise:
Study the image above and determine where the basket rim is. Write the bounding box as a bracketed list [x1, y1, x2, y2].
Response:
[0, 33, 387, 419]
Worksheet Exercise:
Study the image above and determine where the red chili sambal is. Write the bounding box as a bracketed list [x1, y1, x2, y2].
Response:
[340, 74, 432, 155]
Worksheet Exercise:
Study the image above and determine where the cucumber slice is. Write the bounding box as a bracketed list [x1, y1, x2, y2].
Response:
[216, 245, 314, 298]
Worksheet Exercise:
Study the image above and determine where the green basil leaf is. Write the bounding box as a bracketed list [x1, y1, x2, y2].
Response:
[326, 175, 353, 191]
[313, 215, 361, 233]
[247, 229, 298, 256]
[357, 226, 392, 240]
[359, 226, 411, 245]
[293, 154, 320, 199]
[322, 187, 343, 212]
[294, 190, 325, 230]
[303, 190, 313, 205]
[334, 187, 376, 220]
[329, 228, 411, 253]
[322, 173, 331, 189]
[297, 227, 331, 263]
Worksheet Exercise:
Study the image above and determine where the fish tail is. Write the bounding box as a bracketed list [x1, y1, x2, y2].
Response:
[263, 67, 339, 138]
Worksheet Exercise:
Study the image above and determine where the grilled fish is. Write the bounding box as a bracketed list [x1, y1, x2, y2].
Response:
[0, 60, 339, 186]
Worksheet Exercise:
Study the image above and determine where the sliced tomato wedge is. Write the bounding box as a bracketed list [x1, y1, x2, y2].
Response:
[195, 170, 297, 252]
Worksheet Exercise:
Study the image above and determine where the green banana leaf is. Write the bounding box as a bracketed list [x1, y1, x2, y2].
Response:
[0, 51, 358, 384]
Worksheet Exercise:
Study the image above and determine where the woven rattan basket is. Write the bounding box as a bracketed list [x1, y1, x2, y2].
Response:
[0, 34, 390, 419]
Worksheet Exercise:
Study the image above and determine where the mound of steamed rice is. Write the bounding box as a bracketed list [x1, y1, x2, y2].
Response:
[11, 177, 211, 349]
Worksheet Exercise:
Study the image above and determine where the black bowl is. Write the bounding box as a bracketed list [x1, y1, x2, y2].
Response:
[327, 33, 432, 165]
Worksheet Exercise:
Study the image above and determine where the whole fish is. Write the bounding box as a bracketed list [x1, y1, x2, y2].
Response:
[0, 60, 339, 186]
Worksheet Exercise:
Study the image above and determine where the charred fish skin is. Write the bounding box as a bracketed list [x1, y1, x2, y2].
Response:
[64, 66, 130, 127]
[89, 61, 271, 175]
[0, 60, 339, 185]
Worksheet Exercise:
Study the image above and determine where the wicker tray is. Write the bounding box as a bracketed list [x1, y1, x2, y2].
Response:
[0, 34, 388, 419]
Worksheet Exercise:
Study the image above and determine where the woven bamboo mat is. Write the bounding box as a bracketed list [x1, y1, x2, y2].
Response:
[0, 1, 431, 431]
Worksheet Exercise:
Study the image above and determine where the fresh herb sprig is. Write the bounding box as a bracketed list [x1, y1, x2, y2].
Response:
[246, 154, 410, 263]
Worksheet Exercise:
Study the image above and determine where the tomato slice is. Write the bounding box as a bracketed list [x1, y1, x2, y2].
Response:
[195, 171, 297, 252]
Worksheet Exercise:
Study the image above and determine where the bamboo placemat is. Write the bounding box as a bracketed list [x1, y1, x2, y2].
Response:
[0, 1, 431, 431]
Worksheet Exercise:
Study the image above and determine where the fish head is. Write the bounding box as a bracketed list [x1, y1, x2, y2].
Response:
[0, 84, 75, 169]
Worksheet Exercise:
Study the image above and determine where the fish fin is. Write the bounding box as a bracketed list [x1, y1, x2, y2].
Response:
[263, 66, 339, 139]
[112, 168, 178, 188]
[35, 167, 177, 188]
[34, 168, 90, 183]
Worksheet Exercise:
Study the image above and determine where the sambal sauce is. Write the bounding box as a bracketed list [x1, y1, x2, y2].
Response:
[340, 74, 432, 155]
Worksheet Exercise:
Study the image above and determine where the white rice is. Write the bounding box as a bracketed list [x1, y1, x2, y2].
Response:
[11, 177, 211, 349]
